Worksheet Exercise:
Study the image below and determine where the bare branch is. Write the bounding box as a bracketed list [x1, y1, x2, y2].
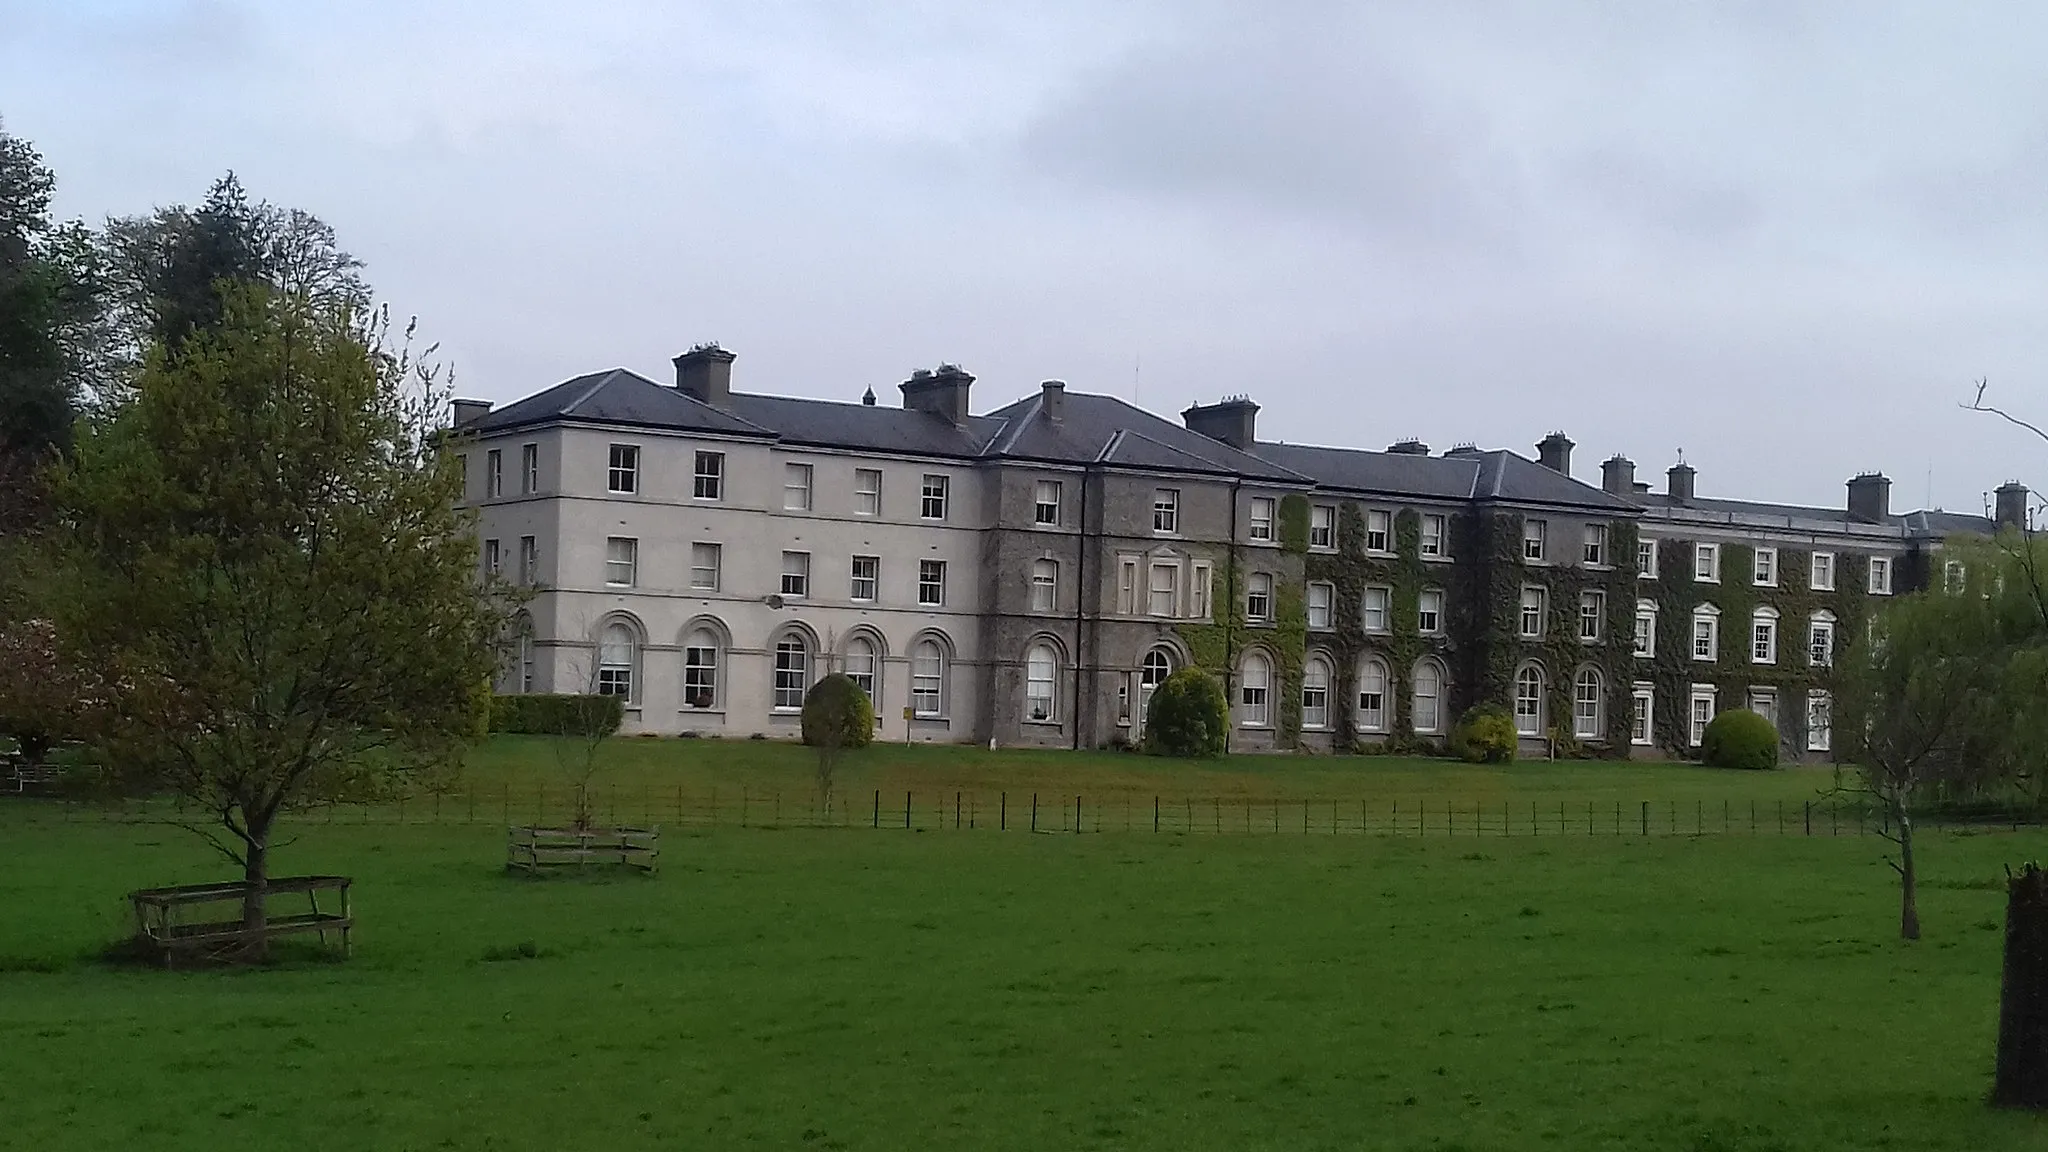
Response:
[1964, 378, 2048, 446]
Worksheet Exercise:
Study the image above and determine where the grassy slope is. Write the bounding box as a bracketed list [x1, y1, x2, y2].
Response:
[1, 814, 2043, 1151]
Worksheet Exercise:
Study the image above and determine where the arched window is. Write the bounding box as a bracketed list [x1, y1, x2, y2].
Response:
[1240, 652, 1271, 726]
[845, 635, 879, 708]
[1692, 604, 1721, 662]
[682, 627, 720, 709]
[1301, 655, 1331, 730]
[772, 633, 810, 710]
[911, 639, 945, 718]
[597, 622, 637, 701]
[1025, 643, 1058, 722]
[1356, 656, 1388, 732]
[1808, 610, 1836, 668]
[1412, 659, 1444, 734]
[1513, 662, 1544, 736]
[519, 628, 535, 693]
[1572, 666, 1604, 738]
[1132, 646, 1176, 727]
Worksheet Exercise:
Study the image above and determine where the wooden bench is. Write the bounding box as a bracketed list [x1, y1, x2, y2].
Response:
[0, 753, 60, 795]
[507, 826, 659, 874]
[128, 876, 353, 967]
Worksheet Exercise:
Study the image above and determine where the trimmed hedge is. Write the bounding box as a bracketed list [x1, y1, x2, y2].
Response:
[489, 694, 623, 737]
[801, 673, 875, 749]
[1700, 708, 1779, 771]
[1142, 669, 1230, 759]
[1449, 704, 1518, 764]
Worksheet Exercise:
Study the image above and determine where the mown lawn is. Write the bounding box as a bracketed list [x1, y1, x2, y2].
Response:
[1, 808, 2043, 1150]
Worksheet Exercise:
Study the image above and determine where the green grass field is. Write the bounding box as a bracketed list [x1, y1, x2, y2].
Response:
[4, 775, 2046, 1150]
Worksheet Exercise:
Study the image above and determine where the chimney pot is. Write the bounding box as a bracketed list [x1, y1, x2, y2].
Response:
[1182, 398, 1260, 450]
[1601, 454, 1635, 496]
[1387, 438, 1431, 455]
[1667, 462, 1696, 503]
[1846, 471, 1891, 524]
[1537, 431, 1574, 475]
[1040, 380, 1066, 422]
[674, 343, 736, 408]
[900, 363, 974, 424]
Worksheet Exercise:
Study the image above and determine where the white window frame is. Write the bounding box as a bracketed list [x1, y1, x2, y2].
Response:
[1356, 657, 1389, 733]
[1747, 687, 1778, 728]
[1753, 547, 1776, 587]
[520, 443, 539, 494]
[1418, 588, 1444, 635]
[483, 538, 500, 576]
[1116, 557, 1138, 615]
[692, 450, 723, 501]
[1030, 559, 1058, 613]
[1751, 607, 1779, 665]
[1579, 590, 1605, 642]
[1523, 518, 1546, 562]
[1806, 690, 1833, 752]
[1692, 605, 1720, 662]
[783, 462, 813, 511]
[1152, 489, 1180, 535]
[1695, 543, 1720, 583]
[1519, 586, 1546, 639]
[1306, 581, 1334, 629]
[1191, 563, 1213, 621]
[1025, 644, 1058, 723]
[845, 637, 879, 710]
[1583, 523, 1607, 566]
[772, 636, 810, 711]
[1412, 659, 1444, 734]
[604, 537, 638, 588]
[1033, 480, 1062, 526]
[1301, 656, 1331, 730]
[1312, 505, 1339, 551]
[1810, 551, 1836, 591]
[917, 559, 946, 607]
[690, 542, 721, 591]
[854, 468, 882, 517]
[597, 622, 637, 702]
[1689, 685, 1717, 747]
[1513, 664, 1544, 736]
[1634, 600, 1657, 658]
[1147, 562, 1179, 618]
[1248, 497, 1275, 542]
[607, 444, 638, 495]
[518, 536, 538, 585]
[781, 551, 811, 598]
[1572, 667, 1604, 739]
[1638, 538, 1657, 579]
[1945, 559, 1966, 593]
[850, 555, 879, 603]
[1868, 556, 1892, 595]
[1239, 653, 1271, 727]
[1246, 572, 1273, 622]
[920, 474, 949, 521]
[1630, 684, 1654, 746]
[910, 640, 945, 718]
[1420, 514, 1445, 558]
[1362, 585, 1391, 633]
[682, 630, 720, 710]
[1808, 612, 1835, 668]
[486, 448, 503, 498]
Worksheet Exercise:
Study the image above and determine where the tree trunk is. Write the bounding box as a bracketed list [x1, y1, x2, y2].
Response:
[1896, 800, 1921, 941]
[240, 829, 270, 963]
[1995, 864, 2048, 1109]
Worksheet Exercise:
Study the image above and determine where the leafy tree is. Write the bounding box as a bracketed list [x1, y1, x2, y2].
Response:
[802, 673, 873, 815]
[1142, 669, 1229, 758]
[43, 285, 508, 957]
[1837, 538, 2042, 940]
[0, 617, 110, 771]
[0, 122, 104, 514]
[94, 173, 367, 409]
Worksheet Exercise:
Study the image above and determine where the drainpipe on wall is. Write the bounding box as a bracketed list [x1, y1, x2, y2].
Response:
[1071, 467, 1092, 751]
[1222, 478, 1242, 755]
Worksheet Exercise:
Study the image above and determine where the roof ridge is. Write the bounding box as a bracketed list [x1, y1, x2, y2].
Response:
[985, 395, 1042, 457]
[560, 368, 632, 416]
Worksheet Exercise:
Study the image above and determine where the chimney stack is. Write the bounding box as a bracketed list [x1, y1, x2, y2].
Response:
[1601, 454, 1635, 496]
[674, 343, 736, 408]
[1667, 462, 1696, 503]
[1846, 472, 1891, 524]
[1182, 397, 1259, 450]
[1386, 438, 1431, 456]
[1995, 481, 2031, 531]
[1443, 443, 1479, 457]
[451, 399, 492, 427]
[1537, 431, 1574, 475]
[900, 363, 974, 425]
[1041, 380, 1066, 422]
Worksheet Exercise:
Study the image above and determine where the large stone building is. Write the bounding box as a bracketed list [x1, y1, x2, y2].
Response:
[453, 347, 2028, 761]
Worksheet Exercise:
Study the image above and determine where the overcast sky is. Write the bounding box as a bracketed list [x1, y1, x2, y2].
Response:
[5, 1, 2045, 513]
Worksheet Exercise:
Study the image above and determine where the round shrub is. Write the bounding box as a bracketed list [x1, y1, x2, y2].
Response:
[1700, 708, 1778, 770]
[1141, 668, 1228, 759]
[801, 673, 875, 749]
[1449, 704, 1518, 764]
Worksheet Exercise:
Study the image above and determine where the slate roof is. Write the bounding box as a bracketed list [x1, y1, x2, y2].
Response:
[981, 391, 1309, 482]
[1471, 450, 1638, 511]
[1902, 509, 1998, 538]
[724, 393, 1005, 459]
[1250, 442, 1480, 500]
[472, 369, 773, 439]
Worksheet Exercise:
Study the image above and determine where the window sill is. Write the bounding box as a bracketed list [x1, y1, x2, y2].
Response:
[680, 706, 724, 715]
[1421, 554, 1452, 564]
[1023, 718, 1062, 727]
[1238, 723, 1274, 731]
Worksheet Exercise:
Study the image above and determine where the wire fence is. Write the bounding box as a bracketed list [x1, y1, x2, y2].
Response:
[9, 787, 2045, 839]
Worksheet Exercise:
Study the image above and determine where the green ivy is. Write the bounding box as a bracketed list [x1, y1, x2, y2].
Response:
[1278, 493, 1311, 554]
[1641, 538, 1869, 758]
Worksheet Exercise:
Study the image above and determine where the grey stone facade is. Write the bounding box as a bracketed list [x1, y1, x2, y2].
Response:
[453, 350, 2020, 761]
